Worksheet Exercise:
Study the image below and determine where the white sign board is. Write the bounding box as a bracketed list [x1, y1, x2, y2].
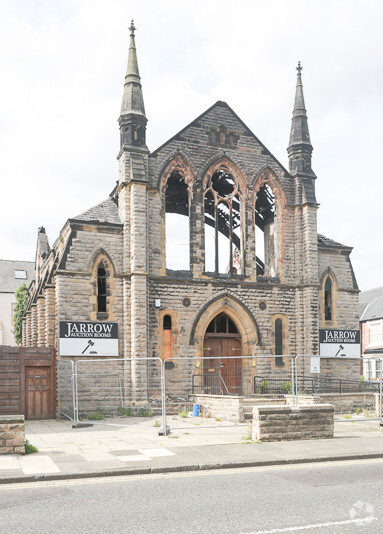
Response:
[319, 329, 360, 359]
[59, 321, 118, 357]
[310, 356, 320, 374]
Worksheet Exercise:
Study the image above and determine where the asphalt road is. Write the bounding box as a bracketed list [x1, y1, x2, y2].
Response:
[1, 459, 382, 533]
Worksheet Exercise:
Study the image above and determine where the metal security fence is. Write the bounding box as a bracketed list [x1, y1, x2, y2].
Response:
[57, 359, 75, 422]
[56, 354, 383, 431]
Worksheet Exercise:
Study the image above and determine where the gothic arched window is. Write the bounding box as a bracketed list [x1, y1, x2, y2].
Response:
[324, 277, 332, 321]
[255, 183, 278, 276]
[165, 171, 190, 270]
[204, 169, 242, 275]
[97, 262, 107, 313]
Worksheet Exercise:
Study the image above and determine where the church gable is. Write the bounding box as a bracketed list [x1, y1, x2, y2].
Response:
[149, 101, 293, 203]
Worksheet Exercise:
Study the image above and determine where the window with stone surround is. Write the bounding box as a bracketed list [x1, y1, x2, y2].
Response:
[255, 183, 278, 277]
[204, 169, 242, 275]
[165, 171, 190, 270]
[324, 276, 332, 321]
[274, 318, 284, 366]
[97, 262, 107, 315]
[163, 314, 172, 359]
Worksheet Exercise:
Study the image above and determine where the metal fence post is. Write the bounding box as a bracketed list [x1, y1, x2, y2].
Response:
[159, 359, 169, 436]
[380, 359, 383, 426]
[73, 360, 79, 425]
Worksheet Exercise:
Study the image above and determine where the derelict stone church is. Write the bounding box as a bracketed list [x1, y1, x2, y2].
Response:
[22, 23, 360, 392]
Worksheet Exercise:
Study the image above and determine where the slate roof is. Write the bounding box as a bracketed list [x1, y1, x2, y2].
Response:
[359, 286, 383, 321]
[317, 234, 349, 249]
[0, 260, 35, 293]
[71, 197, 122, 225]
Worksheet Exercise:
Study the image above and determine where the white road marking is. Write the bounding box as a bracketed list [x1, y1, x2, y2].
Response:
[241, 516, 377, 533]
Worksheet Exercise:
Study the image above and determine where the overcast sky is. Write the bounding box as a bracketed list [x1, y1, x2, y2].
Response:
[0, 0, 382, 291]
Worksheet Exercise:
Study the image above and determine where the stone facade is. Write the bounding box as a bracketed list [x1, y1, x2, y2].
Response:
[0, 415, 25, 454]
[22, 26, 359, 408]
[252, 404, 334, 441]
[194, 394, 244, 423]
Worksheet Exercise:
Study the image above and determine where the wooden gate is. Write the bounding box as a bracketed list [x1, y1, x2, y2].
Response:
[0, 346, 56, 419]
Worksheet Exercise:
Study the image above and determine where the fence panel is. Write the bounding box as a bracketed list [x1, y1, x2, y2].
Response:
[74, 357, 163, 425]
[57, 359, 75, 422]
[164, 355, 294, 428]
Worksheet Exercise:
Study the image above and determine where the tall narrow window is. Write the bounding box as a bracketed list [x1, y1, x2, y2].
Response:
[97, 262, 107, 313]
[255, 184, 277, 276]
[163, 314, 172, 360]
[204, 169, 242, 275]
[324, 277, 332, 321]
[165, 171, 190, 270]
[275, 318, 283, 366]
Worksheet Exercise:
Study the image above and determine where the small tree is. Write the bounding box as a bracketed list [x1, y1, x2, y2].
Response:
[13, 283, 28, 345]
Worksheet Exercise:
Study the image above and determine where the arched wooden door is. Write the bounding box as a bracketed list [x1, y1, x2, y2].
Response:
[203, 313, 242, 395]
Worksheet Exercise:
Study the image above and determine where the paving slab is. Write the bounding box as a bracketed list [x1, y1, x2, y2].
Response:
[0, 417, 382, 483]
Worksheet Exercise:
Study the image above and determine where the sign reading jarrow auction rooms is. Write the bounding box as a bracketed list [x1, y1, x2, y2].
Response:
[319, 329, 360, 359]
[59, 321, 118, 357]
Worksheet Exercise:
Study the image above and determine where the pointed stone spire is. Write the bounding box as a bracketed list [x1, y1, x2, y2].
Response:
[287, 62, 314, 175]
[119, 20, 147, 150]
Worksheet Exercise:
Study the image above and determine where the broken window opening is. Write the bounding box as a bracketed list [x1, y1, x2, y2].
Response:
[165, 171, 190, 270]
[206, 313, 239, 334]
[324, 277, 332, 321]
[97, 262, 107, 313]
[255, 183, 278, 276]
[204, 170, 242, 275]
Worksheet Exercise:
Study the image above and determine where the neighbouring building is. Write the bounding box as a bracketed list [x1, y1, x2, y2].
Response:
[21, 23, 360, 403]
[360, 287, 383, 380]
[0, 259, 35, 346]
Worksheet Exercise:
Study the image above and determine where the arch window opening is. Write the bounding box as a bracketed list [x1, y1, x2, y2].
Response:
[97, 262, 107, 313]
[163, 314, 172, 360]
[165, 171, 190, 271]
[204, 169, 242, 275]
[324, 277, 332, 321]
[255, 183, 277, 276]
[274, 318, 284, 366]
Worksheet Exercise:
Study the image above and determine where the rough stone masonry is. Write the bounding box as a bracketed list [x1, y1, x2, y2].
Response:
[22, 23, 359, 409]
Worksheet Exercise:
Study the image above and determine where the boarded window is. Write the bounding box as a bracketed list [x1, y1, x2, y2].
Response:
[163, 315, 172, 359]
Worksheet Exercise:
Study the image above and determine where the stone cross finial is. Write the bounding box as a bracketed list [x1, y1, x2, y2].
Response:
[296, 61, 303, 75]
[129, 20, 136, 36]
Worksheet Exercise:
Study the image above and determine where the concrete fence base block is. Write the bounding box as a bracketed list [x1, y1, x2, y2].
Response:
[252, 404, 334, 442]
[0, 415, 25, 454]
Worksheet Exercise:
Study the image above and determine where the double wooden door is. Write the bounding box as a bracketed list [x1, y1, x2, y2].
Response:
[203, 336, 242, 395]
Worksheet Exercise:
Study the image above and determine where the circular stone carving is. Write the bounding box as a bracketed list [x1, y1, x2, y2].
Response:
[259, 301, 267, 311]
[182, 297, 191, 307]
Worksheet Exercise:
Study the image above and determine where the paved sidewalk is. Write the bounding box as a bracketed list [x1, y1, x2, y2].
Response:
[1, 417, 383, 483]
